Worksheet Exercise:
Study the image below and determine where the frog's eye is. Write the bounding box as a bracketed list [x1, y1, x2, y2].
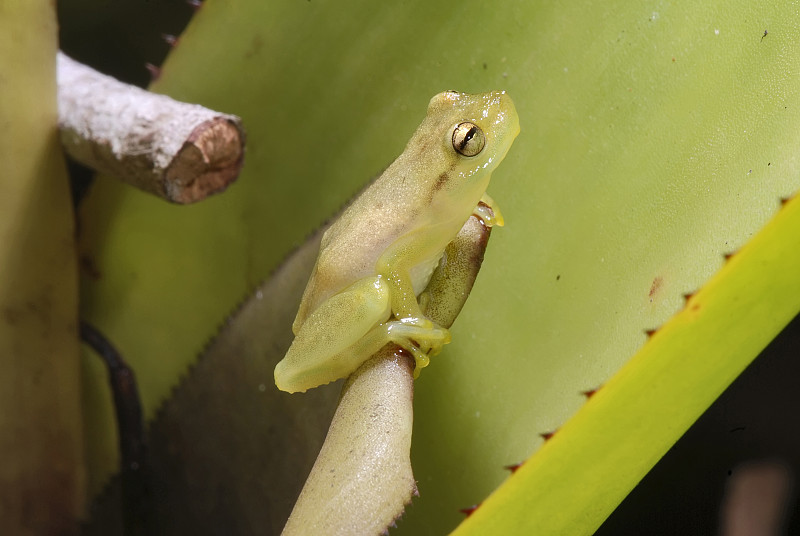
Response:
[452, 122, 485, 157]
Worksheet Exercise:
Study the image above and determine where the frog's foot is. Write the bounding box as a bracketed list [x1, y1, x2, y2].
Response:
[475, 193, 504, 227]
[386, 320, 451, 377]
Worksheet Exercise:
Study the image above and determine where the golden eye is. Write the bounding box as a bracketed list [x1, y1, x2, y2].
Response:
[452, 122, 485, 157]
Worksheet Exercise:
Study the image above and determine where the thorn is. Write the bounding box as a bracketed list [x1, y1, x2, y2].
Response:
[162, 33, 179, 47]
[723, 251, 735, 262]
[540, 430, 556, 441]
[683, 291, 702, 313]
[145, 63, 162, 82]
[644, 328, 657, 338]
[187, 0, 203, 8]
[460, 504, 480, 517]
[581, 387, 599, 399]
[504, 462, 523, 474]
[780, 196, 792, 207]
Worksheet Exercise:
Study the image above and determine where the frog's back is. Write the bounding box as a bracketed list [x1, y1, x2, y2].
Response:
[292, 163, 434, 332]
[292, 90, 520, 332]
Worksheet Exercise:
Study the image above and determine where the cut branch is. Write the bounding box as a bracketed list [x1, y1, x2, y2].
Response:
[57, 52, 245, 204]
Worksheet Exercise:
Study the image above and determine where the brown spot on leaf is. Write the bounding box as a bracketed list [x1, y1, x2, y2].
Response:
[648, 276, 663, 301]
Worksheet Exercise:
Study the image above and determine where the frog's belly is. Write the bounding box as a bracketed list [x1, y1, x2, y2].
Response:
[410, 250, 445, 296]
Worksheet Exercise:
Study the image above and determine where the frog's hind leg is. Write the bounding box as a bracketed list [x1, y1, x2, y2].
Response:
[274, 276, 451, 393]
[300, 318, 450, 388]
[275, 276, 393, 393]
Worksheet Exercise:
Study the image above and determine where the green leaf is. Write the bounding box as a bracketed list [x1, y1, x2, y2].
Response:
[453, 195, 800, 535]
[77, 0, 800, 533]
[0, 1, 84, 532]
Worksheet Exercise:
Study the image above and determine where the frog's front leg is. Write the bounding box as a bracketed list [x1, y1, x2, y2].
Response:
[382, 268, 431, 326]
[475, 193, 504, 227]
[274, 275, 449, 393]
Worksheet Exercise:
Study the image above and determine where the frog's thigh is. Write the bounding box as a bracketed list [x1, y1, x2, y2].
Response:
[317, 316, 451, 386]
[274, 276, 391, 393]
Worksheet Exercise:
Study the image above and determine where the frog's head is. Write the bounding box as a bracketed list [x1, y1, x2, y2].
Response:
[421, 90, 520, 198]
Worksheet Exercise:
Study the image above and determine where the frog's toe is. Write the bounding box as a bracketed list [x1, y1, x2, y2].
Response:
[385, 320, 451, 377]
[391, 338, 433, 378]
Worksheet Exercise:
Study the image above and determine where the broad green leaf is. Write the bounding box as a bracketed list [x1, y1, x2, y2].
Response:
[453, 194, 800, 534]
[0, 0, 84, 532]
[77, 0, 800, 533]
[83, 229, 339, 535]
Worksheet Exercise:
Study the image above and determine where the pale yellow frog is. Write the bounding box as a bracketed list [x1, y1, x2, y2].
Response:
[274, 90, 520, 393]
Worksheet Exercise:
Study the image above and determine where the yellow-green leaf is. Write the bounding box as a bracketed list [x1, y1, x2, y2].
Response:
[75, 1, 800, 533]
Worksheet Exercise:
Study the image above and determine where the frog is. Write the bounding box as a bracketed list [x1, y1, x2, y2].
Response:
[274, 90, 520, 393]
